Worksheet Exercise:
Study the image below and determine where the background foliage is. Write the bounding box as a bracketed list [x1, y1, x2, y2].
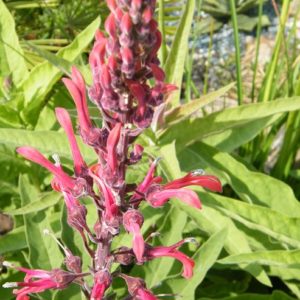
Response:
[1, 0, 300, 299]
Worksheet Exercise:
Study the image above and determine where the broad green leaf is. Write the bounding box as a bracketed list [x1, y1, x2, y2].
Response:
[0, 128, 96, 163]
[219, 249, 300, 268]
[0, 0, 28, 86]
[164, 0, 195, 106]
[24, 41, 72, 74]
[199, 290, 296, 300]
[0, 210, 62, 255]
[21, 17, 100, 125]
[54, 285, 84, 300]
[19, 175, 63, 270]
[8, 191, 62, 216]
[165, 82, 235, 125]
[0, 180, 18, 196]
[0, 104, 22, 128]
[161, 228, 228, 300]
[159, 96, 300, 148]
[180, 204, 271, 286]
[0, 226, 26, 254]
[202, 193, 300, 248]
[184, 142, 300, 217]
[203, 114, 281, 152]
[158, 143, 271, 286]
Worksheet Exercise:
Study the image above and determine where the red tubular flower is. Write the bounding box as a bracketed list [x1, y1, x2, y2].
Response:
[131, 158, 162, 201]
[106, 122, 122, 173]
[147, 188, 202, 209]
[90, 173, 118, 225]
[16, 147, 75, 191]
[134, 162, 222, 209]
[62, 67, 92, 134]
[123, 210, 145, 262]
[144, 239, 195, 279]
[164, 171, 222, 192]
[91, 270, 112, 300]
[2, 263, 77, 300]
[55, 107, 86, 176]
[120, 274, 158, 300]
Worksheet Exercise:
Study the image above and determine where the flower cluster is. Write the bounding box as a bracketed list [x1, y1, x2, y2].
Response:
[4, 1, 222, 299]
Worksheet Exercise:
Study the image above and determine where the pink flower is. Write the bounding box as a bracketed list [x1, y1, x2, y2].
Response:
[120, 274, 158, 300]
[2, 263, 77, 300]
[123, 210, 145, 262]
[55, 107, 86, 176]
[91, 270, 111, 300]
[136, 288, 158, 300]
[164, 171, 222, 192]
[133, 162, 222, 209]
[144, 239, 195, 279]
[147, 188, 202, 209]
[62, 67, 92, 134]
[90, 172, 118, 225]
[16, 147, 75, 192]
[131, 158, 162, 201]
[106, 122, 122, 173]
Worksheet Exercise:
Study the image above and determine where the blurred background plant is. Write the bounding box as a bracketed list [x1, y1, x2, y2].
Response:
[2, 0, 300, 299]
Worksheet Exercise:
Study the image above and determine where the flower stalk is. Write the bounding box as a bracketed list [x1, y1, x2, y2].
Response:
[5, 0, 222, 299]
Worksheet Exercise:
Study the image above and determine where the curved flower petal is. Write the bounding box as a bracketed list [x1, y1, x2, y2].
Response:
[147, 188, 201, 209]
[165, 173, 222, 192]
[55, 107, 86, 175]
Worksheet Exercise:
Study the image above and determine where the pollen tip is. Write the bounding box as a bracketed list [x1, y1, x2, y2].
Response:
[154, 157, 162, 165]
[3, 282, 18, 288]
[43, 229, 50, 235]
[191, 169, 205, 176]
[184, 237, 199, 246]
[2, 261, 13, 268]
[52, 153, 61, 166]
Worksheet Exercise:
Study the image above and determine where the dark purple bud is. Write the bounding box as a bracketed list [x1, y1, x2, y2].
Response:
[65, 253, 82, 274]
[114, 247, 134, 265]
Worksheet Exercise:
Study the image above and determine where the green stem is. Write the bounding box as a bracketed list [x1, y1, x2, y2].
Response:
[250, 0, 264, 102]
[229, 0, 243, 105]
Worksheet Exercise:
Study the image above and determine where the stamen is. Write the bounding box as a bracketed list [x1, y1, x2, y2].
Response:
[3, 282, 18, 288]
[43, 228, 67, 253]
[52, 153, 61, 167]
[2, 261, 14, 268]
[184, 237, 199, 247]
[154, 157, 162, 165]
[191, 169, 205, 176]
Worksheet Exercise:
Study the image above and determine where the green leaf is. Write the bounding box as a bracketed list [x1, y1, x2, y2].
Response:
[202, 114, 281, 152]
[0, 104, 22, 128]
[219, 249, 300, 268]
[164, 0, 195, 106]
[165, 82, 235, 126]
[7, 191, 62, 216]
[161, 228, 228, 300]
[184, 142, 300, 217]
[19, 175, 64, 270]
[159, 96, 300, 149]
[21, 17, 100, 125]
[199, 290, 296, 300]
[0, 226, 26, 254]
[0, 128, 96, 163]
[203, 192, 300, 248]
[0, 0, 28, 86]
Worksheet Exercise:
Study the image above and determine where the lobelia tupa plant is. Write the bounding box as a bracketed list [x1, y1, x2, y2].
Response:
[3, 0, 222, 299]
